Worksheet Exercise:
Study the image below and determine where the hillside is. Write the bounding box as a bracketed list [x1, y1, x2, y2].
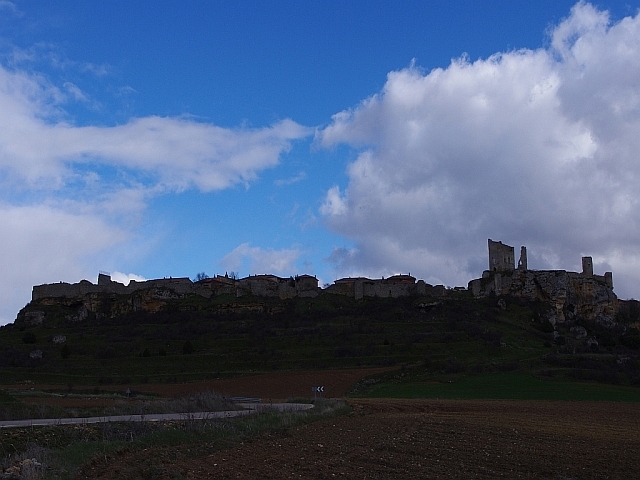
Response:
[2, 286, 639, 388]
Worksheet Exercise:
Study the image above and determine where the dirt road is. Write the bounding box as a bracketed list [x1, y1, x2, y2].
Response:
[80, 398, 640, 479]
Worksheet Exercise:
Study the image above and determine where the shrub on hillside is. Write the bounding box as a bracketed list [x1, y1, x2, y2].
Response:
[60, 345, 71, 359]
[621, 332, 640, 350]
[182, 340, 194, 355]
[22, 332, 36, 344]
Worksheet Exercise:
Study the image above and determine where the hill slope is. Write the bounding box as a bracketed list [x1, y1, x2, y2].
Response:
[1, 289, 639, 387]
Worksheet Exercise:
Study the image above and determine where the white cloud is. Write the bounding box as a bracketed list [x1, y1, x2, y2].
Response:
[0, 59, 311, 324]
[274, 171, 307, 186]
[319, 186, 347, 216]
[220, 243, 303, 276]
[318, 2, 640, 298]
[0, 204, 126, 324]
[110, 271, 146, 285]
[0, 63, 311, 190]
[0, 1, 20, 15]
[62, 81, 89, 103]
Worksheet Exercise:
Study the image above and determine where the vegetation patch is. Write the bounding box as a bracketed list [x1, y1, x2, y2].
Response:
[0, 397, 348, 479]
[358, 372, 640, 402]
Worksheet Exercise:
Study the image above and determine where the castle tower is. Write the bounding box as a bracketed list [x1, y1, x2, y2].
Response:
[582, 257, 593, 277]
[604, 271, 613, 288]
[518, 246, 527, 270]
[488, 239, 515, 272]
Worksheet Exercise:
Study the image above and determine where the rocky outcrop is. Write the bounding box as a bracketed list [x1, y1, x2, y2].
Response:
[23, 310, 45, 326]
[16, 288, 298, 327]
[469, 269, 618, 325]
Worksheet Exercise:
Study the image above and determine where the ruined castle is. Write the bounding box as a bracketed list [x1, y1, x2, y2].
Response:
[469, 239, 618, 325]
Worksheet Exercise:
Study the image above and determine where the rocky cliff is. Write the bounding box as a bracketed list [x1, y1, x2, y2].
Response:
[16, 286, 186, 327]
[469, 269, 618, 326]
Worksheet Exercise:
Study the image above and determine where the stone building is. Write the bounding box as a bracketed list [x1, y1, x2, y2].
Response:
[518, 246, 528, 270]
[32, 272, 320, 303]
[488, 239, 515, 271]
[487, 239, 529, 272]
[324, 275, 428, 300]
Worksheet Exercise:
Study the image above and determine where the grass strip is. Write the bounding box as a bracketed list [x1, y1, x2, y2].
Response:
[362, 373, 640, 402]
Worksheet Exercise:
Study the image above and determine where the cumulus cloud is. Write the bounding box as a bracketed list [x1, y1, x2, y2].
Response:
[220, 243, 303, 276]
[0, 59, 311, 324]
[317, 2, 640, 298]
[320, 186, 348, 216]
[0, 205, 126, 324]
[0, 63, 311, 190]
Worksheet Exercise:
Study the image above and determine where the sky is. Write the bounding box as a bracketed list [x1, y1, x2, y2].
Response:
[1, 1, 640, 324]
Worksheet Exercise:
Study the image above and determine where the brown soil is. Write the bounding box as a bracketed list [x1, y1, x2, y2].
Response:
[20, 397, 117, 408]
[125, 367, 394, 400]
[2, 367, 394, 401]
[78, 398, 640, 479]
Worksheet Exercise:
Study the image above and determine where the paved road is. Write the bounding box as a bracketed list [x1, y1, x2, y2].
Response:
[0, 403, 313, 429]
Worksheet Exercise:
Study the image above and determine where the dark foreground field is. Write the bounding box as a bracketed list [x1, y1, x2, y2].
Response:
[80, 398, 640, 479]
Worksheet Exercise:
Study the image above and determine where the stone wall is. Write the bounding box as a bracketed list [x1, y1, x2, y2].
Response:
[33, 273, 438, 303]
[32, 276, 193, 301]
[361, 279, 427, 299]
[235, 275, 319, 299]
[324, 277, 428, 300]
[33, 273, 320, 303]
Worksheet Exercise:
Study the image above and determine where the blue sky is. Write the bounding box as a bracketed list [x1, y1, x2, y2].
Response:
[1, 1, 640, 323]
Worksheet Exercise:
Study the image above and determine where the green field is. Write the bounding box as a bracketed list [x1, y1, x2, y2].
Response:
[361, 372, 640, 402]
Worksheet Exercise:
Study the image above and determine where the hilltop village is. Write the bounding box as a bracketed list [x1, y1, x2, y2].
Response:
[21, 239, 622, 326]
[31, 271, 434, 303]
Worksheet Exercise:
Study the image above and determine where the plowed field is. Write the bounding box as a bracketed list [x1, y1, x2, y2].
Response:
[2, 367, 393, 403]
[125, 367, 393, 400]
[79, 398, 640, 479]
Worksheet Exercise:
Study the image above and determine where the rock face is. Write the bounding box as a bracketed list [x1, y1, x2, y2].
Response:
[469, 269, 618, 325]
[23, 310, 45, 326]
[16, 286, 190, 326]
[29, 350, 42, 359]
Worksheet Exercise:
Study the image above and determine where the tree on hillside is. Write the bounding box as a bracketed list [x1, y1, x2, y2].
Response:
[193, 272, 210, 282]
